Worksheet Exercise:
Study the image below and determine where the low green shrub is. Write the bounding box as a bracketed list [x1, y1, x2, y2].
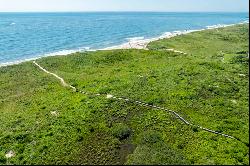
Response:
[111, 124, 131, 140]
[126, 143, 189, 165]
[140, 130, 162, 144]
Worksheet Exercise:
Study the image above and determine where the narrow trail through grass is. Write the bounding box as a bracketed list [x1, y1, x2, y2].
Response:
[33, 61, 76, 92]
[33, 60, 241, 142]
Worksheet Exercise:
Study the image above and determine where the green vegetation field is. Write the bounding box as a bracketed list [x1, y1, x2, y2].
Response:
[0, 24, 249, 165]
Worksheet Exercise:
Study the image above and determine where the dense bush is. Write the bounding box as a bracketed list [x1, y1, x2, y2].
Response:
[139, 130, 162, 144]
[231, 55, 249, 65]
[111, 124, 131, 140]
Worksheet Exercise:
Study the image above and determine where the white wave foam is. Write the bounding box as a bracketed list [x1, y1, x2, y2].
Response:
[0, 47, 92, 67]
[1, 20, 248, 68]
[240, 20, 249, 24]
[39, 47, 91, 57]
[0, 57, 38, 67]
[206, 20, 249, 29]
[10, 22, 16, 25]
[126, 37, 145, 42]
[206, 24, 230, 29]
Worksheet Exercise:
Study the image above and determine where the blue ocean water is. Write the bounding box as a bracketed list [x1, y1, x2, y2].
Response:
[0, 12, 248, 65]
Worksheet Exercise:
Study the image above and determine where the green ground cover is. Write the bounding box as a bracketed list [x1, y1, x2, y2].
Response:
[0, 24, 249, 165]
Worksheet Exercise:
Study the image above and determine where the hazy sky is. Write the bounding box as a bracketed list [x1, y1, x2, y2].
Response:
[0, 0, 249, 12]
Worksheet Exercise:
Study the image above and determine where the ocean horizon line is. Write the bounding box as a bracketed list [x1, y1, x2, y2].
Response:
[0, 11, 249, 13]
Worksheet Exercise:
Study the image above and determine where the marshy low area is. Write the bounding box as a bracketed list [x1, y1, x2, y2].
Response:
[0, 24, 249, 165]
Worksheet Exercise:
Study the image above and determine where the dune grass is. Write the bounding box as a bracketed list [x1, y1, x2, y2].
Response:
[0, 24, 249, 165]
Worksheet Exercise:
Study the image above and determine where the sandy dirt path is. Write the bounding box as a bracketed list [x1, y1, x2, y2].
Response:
[33, 61, 76, 91]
